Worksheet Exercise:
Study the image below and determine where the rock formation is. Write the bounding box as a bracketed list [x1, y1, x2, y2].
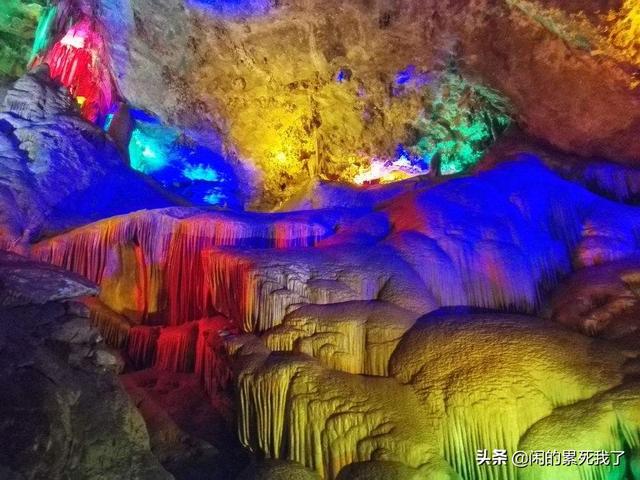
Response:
[0, 251, 172, 479]
[2, 1, 640, 479]
[0, 65, 175, 248]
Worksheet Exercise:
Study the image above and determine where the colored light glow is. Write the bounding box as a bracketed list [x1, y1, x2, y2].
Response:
[183, 164, 221, 182]
[126, 112, 240, 207]
[393, 65, 433, 96]
[353, 71, 510, 184]
[33, 17, 116, 123]
[275, 152, 288, 164]
[129, 127, 175, 174]
[411, 71, 511, 175]
[102, 112, 115, 132]
[203, 190, 223, 205]
[60, 28, 86, 49]
[186, 0, 273, 18]
[0, 0, 44, 79]
[335, 68, 352, 83]
[608, 0, 640, 65]
[29, 5, 57, 63]
[354, 149, 428, 185]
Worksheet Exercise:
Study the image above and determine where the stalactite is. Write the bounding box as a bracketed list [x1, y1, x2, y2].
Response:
[154, 322, 198, 372]
[194, 317, 236, 395]
[84, 296, 131, 349]
[236, 349, 440, 480]
[32, 209, 330, 326]
[165, 214, 327, 325]
[128, 325, 160, 369]
[202, 246, 430, 334]
[32, 17, 117, 123]
[263, 301, 417, 376]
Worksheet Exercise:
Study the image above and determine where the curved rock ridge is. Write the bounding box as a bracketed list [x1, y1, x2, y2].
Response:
[234, 312, 639, 479]
[27, 159, 640, 340]
[0, 66, 176, 249]
[31, 206, 357, 326]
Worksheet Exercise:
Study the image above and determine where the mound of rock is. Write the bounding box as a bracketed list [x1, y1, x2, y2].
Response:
[0, 251, 171, 479]
[233, 311, 639, 479]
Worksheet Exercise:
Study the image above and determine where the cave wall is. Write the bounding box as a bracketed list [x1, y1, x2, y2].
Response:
[87, 0, 640, 207]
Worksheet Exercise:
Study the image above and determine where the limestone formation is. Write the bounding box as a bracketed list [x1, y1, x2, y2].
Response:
[234, 311, 639, 479]
[0, 251, 171, 479]
[551, 256, 640, 346]
[91, 0, 640, 206]
[263, 301, 418, 376]
[3, 2, 640, 480]
[0, 66, 175, 248]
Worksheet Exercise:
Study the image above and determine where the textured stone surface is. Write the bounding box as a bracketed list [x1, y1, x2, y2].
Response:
[550, 256, 640, 347]
[237, 460, 322, 480]
[122, 370, 247, 479]
[450, 0, 640, 163]
[93, 0, 640, 207]
[234, 311, 639, 479]
[0, 0, 44, 82]
[0, 66, 176, 248]
[0, 251, 172, 480]
[0, 250, 97, 307]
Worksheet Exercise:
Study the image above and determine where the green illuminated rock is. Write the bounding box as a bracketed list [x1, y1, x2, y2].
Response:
[0, 0, 46, 82]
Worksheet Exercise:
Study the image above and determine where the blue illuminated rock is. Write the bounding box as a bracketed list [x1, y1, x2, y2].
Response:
[0, 66, 176, 247]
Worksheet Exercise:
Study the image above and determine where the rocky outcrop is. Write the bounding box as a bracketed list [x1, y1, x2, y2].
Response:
[0, 251, 171, 479]
[121, 369, 247, 480]
[0, 66, 176, 248]
[449, 0, 640, 163]
[550, 256, 640, 347]
[234, 311, 639, 479]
